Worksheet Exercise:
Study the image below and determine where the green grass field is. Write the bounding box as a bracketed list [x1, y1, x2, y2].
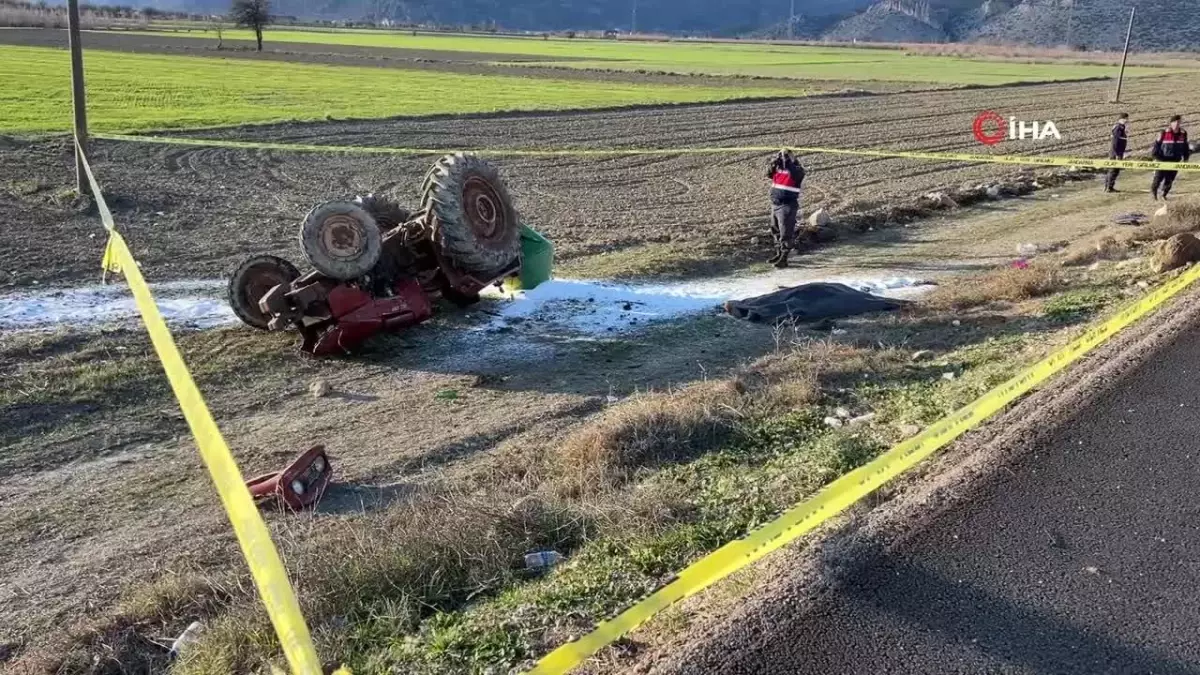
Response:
[128, 27, 1176, 84]
[0, 45, 793, 133]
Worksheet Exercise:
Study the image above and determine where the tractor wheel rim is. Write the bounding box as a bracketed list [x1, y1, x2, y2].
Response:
[241, 263, 291, 321]
[320, 214, 367, 260]
[463, 176, 506, 242]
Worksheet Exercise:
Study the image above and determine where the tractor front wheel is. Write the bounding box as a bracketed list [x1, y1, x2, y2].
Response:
[228, 255, 300, 330]
[299, 201, 383, 280]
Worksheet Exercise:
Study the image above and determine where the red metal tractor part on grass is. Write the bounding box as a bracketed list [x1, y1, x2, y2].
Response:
[246, 445, 333, 510]
[227, 153, 523, 355]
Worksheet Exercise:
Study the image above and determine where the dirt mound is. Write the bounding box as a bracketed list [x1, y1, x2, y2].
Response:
[1152, 233, 1200, 273]
[807, 168, 1093, 248]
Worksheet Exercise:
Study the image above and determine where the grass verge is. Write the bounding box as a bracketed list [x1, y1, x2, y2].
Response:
[29, 239, 1185, 674]
[19, 201, 1200, 674]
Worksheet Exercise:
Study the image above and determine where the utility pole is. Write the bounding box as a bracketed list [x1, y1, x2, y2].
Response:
[67, 0, 89, 195]
[1113, 5, 1135, 103]
[630, 0, 637, 34]
[1065, 0, 1075, 49]
[789, 0, 795, 39]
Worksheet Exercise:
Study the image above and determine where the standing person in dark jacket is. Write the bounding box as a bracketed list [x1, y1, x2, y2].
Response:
[767, 149, 805, 269]
[1151, 115, 1190, 200]
[1104, 113, 1129, 193]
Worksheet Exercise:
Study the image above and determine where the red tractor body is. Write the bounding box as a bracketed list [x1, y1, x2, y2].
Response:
[228, 153, 524, 355]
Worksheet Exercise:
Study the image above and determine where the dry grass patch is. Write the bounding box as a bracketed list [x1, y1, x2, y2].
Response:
[557, 352, 821, 490]
[16, 572, 234, 674]
[923, 263, 1062, 310]
[1062, 235, 1133, 267]
[1062, 198, 1200, 268]
[557, 380, 743, 490]
[173, 489, 594, 674]
[1137, 199, 1200, 242]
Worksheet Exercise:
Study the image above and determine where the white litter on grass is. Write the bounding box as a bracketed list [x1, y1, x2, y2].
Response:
[484, 271, 934, 334]
[0, 280, 237, 331]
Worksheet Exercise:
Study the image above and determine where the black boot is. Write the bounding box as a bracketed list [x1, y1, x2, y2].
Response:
[773, 251, 789, 269]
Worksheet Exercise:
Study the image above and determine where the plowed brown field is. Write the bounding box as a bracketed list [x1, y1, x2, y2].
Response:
[4, 72, 1198, 290]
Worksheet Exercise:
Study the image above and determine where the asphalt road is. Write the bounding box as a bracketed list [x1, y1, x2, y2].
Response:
[675, 324, 1200, 674]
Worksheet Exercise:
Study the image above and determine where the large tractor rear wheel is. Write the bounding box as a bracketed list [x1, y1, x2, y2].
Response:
[421, 153, 521, 276]
[228, 255, 300, 330]
[354, 193, 412, 230]
[299, 200, 382, 280]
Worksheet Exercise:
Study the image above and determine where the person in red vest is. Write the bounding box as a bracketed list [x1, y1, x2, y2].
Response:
[767, 149, 806, 268]
[1151, 115, 1190, 200]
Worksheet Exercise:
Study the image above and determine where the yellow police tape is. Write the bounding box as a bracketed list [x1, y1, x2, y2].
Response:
[93, 132, 1200, 173]
[81, 131, 1200, 674]
[79, 141, 326, 675]
[529, 264, 1200, 674]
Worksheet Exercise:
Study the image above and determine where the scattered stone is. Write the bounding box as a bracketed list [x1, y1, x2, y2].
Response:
[923, 191, 958, 209]
[942, 372, 957, 381]
[1083, 565, 1101, 575]
[605, 394, 620, 404]
[835, 406, 852, 419]
[899, 424, 922, 439]
[1155, 204, 1170, 219]
[309, 379, 331, 398]
[750, 236, 761, 246]
[823, 416, 845, 428]
[848, 412, 876, 425]
[1152, 233, 1200, 273]
[808, 208, 831, 229]
[951, 319, 962, 327]
[622, 302, 633, 311]
[910, 350, 933, 362]
[986, 185, 1002, 199]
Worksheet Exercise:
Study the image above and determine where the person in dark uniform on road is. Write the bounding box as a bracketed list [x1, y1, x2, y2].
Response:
[1104, 112, 1129, 193]
[1151, 115, 1190, 200]
[767, 149, 805, 269]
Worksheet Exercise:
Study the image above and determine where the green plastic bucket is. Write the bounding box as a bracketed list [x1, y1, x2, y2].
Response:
[506, 224, 554, 292]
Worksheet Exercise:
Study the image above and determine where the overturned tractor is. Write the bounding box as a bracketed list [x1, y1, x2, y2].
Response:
[228, 153, 535, 355]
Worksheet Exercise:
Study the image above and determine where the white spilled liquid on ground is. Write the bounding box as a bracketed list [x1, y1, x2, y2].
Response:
[0, 280, 237, 331]
[0, 271, 933, 334]
[481, 272, 934, 334]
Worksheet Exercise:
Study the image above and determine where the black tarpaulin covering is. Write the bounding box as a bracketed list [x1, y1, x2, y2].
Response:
[723, 282, 908, 324]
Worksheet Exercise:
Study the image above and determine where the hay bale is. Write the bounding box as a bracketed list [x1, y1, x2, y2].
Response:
[1152, 233, 1200, 273]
